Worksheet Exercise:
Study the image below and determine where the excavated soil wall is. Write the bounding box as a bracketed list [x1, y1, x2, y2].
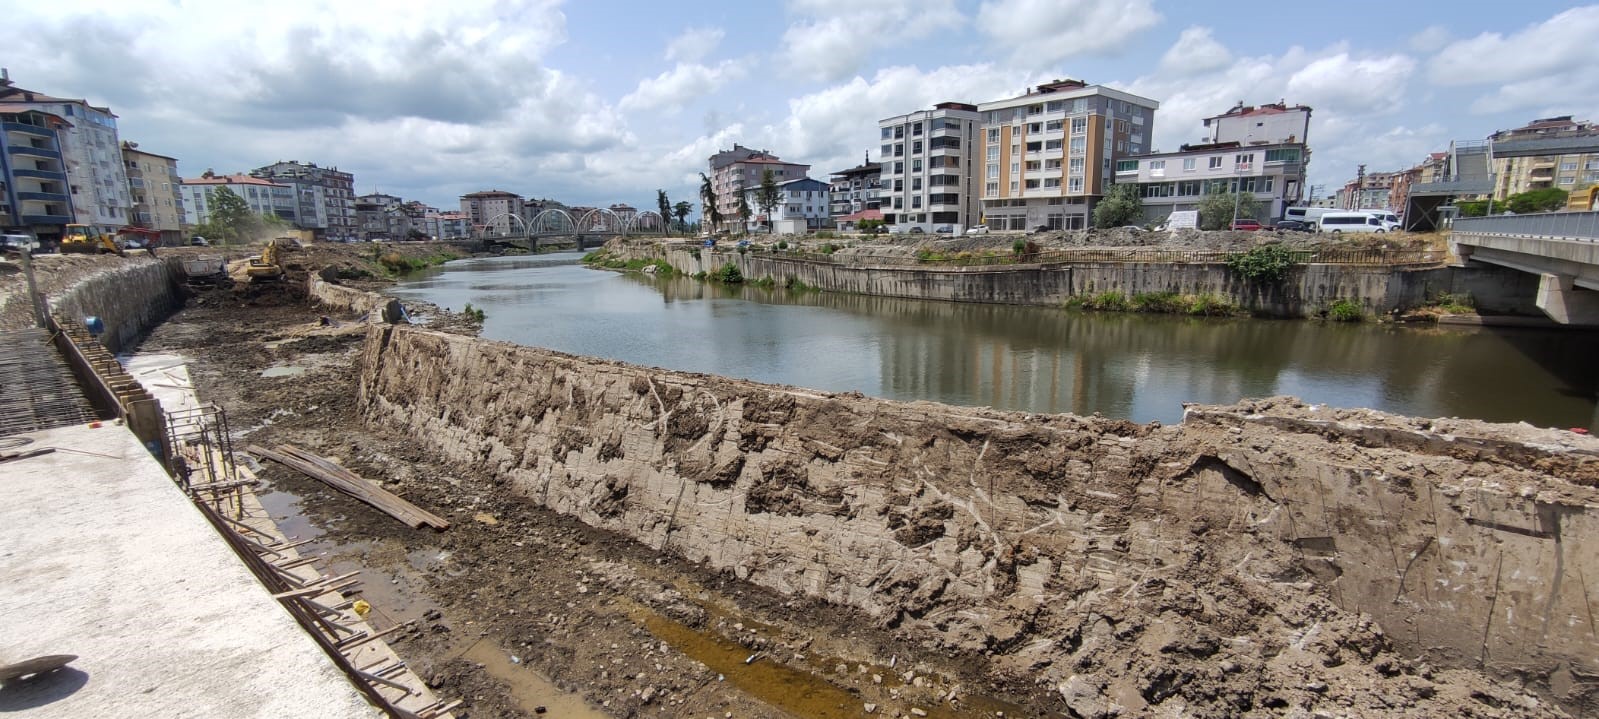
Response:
[358, 320, 1599, 712]
[622, 244, 1535, 317]
[50, 257, 181, 352]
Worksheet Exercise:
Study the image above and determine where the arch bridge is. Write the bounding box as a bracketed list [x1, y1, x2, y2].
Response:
[475, 209, 667, 250]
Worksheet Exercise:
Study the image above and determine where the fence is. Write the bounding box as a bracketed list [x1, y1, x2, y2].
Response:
[1452, 211, 1599, 241]
[749, 246, 1443, 268]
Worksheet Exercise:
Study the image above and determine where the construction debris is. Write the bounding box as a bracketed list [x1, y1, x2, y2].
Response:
[248, 443, 449, 530]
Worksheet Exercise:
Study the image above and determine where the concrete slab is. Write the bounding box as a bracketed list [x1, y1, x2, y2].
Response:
[0, 421, 378, 718]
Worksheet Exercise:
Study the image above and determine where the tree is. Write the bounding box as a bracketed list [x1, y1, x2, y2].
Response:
[196, 186, 257, 244]
[1455, 200, 1490, 217]
[1505, 188, 1568, 214]
[1093, 183, 1142, 229]
[736, 191, 753, 235]
[1197, 191, 1259, 230]
[672, 201, 693, 233]
[699, 172, 723, 233]
[755, 169, 781, 234]
[656, 189, 672, 236]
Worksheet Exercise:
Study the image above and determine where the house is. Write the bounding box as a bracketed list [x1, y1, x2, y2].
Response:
[741, 177, 830, 233]
[707, 145, 809, 230]
[120, 142, 184, 245]
[829, 156, 882, 228]
[180, 173, 295, 225]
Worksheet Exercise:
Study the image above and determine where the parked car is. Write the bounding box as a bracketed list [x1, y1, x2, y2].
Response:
[908, 227, 925, 234]
[933, 225, 954, 234]
[1273, 219, 1313, 232]
[1231, 219, 1263, 231]
[190, 236, 210, 246]
[1, 233, 38, 255]
[966, 225, 990, 235]
[1031, 225, 1053, 234]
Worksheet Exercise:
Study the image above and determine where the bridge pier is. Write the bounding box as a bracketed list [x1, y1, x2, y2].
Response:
[1536, 273, 1599, 325]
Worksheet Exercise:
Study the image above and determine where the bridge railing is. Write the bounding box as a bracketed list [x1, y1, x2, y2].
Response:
[1453, 211, 1599, 241]
[758, 247, 1443, 268]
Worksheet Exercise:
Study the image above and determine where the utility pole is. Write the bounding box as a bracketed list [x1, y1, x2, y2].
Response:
[1354, 164, 1366, 210]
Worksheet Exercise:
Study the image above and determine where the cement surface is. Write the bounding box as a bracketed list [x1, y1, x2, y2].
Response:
[0, 422, 377, 718]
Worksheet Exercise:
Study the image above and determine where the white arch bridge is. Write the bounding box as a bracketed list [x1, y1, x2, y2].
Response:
[475, 209, 667, 249]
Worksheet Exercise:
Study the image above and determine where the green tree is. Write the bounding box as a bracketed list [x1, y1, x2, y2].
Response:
[656, 189, 672, 235]
[196, 186, 258, 244]
[672, 200, 693, 233]
[755, 169, 782, 234]
[1093, 183, 1142, 228]
[1455, 200, 1489, 217]
[1197, 191, 1260, 230]
[1505, 188, 1569, 214]
[736, 191, 753, 235]
[699, 172, 723, 233]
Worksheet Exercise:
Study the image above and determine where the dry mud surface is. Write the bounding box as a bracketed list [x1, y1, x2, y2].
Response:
[124, 248, 1585, 719]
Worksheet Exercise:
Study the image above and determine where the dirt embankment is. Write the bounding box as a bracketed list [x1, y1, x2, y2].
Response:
[128, 242, 1578, 719]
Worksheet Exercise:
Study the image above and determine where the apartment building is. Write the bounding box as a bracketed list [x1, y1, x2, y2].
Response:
[460, 189, 524, 235]
[1489, 116, 1599, 199]
[0, 74, 131, 235]
[250, 161, 357, 241]
[521, 197, 568, 232]
[120, 142, 183, 244]
[355, 192, 406, 240]
[828, 157, 881, 229]
[740, 177, 830, 232]
[1118, 101, 1310, 222]
[878, 102, 981, 232]
[180, 173, 295, 225]
[706, 145, 809, 230]
[433, 211, 472, 239]
[978, 80, 1160, 231]
[0, 108, 74, 243]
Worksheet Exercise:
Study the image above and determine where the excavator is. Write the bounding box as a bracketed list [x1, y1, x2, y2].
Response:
[245, 237, 287, 283]
[60, 224, 123, 256]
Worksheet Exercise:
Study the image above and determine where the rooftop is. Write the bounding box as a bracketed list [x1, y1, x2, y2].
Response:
[460, 190, 522, 199]
[182, 173, 288, 187]
[1205, 101, 1313, 122]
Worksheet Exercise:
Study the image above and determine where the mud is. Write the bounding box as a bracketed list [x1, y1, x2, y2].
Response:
[123, 243, 1588, 718]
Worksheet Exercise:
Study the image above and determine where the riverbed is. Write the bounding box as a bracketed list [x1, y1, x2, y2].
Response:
[387, 252, 1599, 431]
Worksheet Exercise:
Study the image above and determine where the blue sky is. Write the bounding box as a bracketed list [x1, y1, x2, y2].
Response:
[7, 1, 1597, 212]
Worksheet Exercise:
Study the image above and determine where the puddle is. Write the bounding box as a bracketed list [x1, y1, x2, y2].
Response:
[261, 365, 307, 378]
[462, 639, 608, 718]
[256, 485, 326, 542]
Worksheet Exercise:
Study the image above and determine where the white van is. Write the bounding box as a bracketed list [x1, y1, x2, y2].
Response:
[1317, 212, 1388, 234]
[1364, 210, 1400, 230]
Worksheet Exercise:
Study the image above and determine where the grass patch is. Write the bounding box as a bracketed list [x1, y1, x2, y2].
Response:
[1066, 290, 1242, 316]
[378, 251, 456, 274]
[1226, 244, 1299, 284]
[1430, 291, 1475, 314]
[462, 303, 486, 323]
[1187, 294, 1238, 316]
[750, 276, 776, 289]
[784, 277, 818, 292]
[714, 263, 744, 284]
[1326, 298, 1363, 322]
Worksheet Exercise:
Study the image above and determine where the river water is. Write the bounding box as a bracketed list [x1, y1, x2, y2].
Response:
[388, 252, 1599, 430]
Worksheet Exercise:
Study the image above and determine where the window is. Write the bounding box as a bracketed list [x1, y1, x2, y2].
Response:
[1068, 177, 1084, 192]
[895, 143, 903, 157]
[881, 127, 893, 139]
[894, 127, 904, 139]
[1115, 141, 1125, 152]
[1044, 178, 1061, 188]
[1150, 160, 1165, 170]
[1046, 139, 1063, 151]
[1069, 137, 1085, 154]
[1010, 161, 1020, 175]
[1183, 158, 1196, 171]
[1028, 104, 1043, 115]
[929, 136, 961, 150]
[1559, 161, 1578, 171]
[1046, 119, 1064, 132]
[1116, 160, 1139, 173]
[1264, 148, 1301, 164]
[1011, 143, 1020, 156]
[987, 163, 999, 179]
[881, 144, 892, 158]
[912, 196, 921, 208]
[1026, 141, 1043, 152]
[1069, 158, 1084, 175]
[987, 146, 1000, 162]
[1234, 153, 1255, 167]
[911, 178, 922, 191]
[912, 141, 923, 154]
[1177, 181, 1200, 196]
[894, 162, 903, 174]
[912, 159, 922, 172]
[1045, 101, 1063, 112]
[987, 128, 999, 143]
[912, 123, 923, 136]
[1070, 117, 1087, 135]
[986, 181, 999, 195]
[1025, 160, 1042, 171]
[893, 197, 902, 209]
[1208, 156, 1223, 169]
[1560, 176, 1576, 185]
[894, 179, 903, 191]
[1072, 99, 1086, 113]
[1045, 159, 1063, 170]
[1010, 181, 1020, 193]
[1024, 179, 1041, 189]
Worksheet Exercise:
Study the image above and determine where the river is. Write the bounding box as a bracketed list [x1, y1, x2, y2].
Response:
[387, 252, 1599, 431]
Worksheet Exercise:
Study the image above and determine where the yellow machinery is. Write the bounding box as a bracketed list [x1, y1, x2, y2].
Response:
[245, 239, 285, 283]
[61, 224, 123, 256]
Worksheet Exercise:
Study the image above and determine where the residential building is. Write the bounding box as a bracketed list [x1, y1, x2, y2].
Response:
[978, 80, 1160, 231]
[433, 211, 472, 239]
[521, 196, 568, 231]
[608, 203, 638, 228]
[460, 189, 524, 235]
[1203, 101, 1312, 146]
[0, 74, 131, 235]
[401, 201, 436, 239]
[741, 177, 831, 232]
[120, 142, 183, 244]
[0, 107, 75, 243]
[878, 103, 981, 232]
[828, 156, 882, 229]
[250, 161, 357, 241]
[706, 145, 809, 230]
[180, 173, 295, 226]
[1118, 101, 1311, 222]
[1488, 116, 1599, 199]
[355, 192, 406, 240]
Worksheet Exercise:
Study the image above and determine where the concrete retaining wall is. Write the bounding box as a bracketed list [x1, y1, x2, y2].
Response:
[624, 245, 1528, 318]
[51, 258, 181, 353]
[357, 321, 1599, 707]
[307, 276, 399, 318]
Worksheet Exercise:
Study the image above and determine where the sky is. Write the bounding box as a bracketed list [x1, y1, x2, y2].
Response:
[7, 0, 1597, 214]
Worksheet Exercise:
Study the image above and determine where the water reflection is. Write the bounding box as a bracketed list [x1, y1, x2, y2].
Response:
[388, 253, 1599, 429]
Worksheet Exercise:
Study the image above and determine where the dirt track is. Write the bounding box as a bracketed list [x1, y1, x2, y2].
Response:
[121, 243, 1576, 718]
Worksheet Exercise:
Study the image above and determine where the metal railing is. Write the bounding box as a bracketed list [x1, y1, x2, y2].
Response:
[1452, 211, 1599, 241]
[751, 246, 1443, 268]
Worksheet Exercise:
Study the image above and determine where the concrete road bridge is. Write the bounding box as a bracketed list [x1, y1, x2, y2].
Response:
[1452, 211, 1599, 324]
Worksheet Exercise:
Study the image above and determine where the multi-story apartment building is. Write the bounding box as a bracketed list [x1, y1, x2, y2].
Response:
[1118, 101, 1310, 222]
[179, 173, 295, 226]
[0, 74, 131, 235]
[706, 145, 808, 230]
[978, 80, 1160, 231]
[250, 161, 357, 241]
[1489, 116, 1599, 200]
[0, 107, 74, 243]
[460, 189, 524, 235]
[878, 102, 981, 232]
[740, 177, 831, 232]
[120, 142, 183, 244]
[828, 157, 881, 229]
[355, 192, 407, 240]
[433, 211, 472, 239]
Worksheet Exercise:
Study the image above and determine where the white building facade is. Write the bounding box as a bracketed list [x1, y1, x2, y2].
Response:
[741, 177, 830, 232]
[878, 102, 982, 232]
[180, 174, 295, 226]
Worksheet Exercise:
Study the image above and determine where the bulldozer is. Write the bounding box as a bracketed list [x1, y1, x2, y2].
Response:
[245, 237, 287, 283]
[61, 224, 123, 256]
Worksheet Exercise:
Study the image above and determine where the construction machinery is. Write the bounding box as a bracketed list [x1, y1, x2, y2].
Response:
[61, 224, 123, 256]
[116, 227, 162, 255]
[245, 238, 287, 283]
[180, 255, 231, 288]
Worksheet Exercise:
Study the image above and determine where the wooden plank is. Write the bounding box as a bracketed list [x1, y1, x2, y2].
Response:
[265, 444, 450, 531]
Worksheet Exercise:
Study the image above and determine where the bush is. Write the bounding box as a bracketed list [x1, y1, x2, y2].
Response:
[1012, 239, 1028, 255]
[1130, 291, 1187, 313]
[820, 243, 838, 255]
[1093, 183, 1142, 228]
[1327, 298, 1363, 322]
[777, 240, 789, 250]
[1431, 291, 1474, 314]
[858, 219, 885, 235]
[462, 303, 486, 323]
[715, 263, 744, 284]
[1188, 294, 1237, 316]
[814, 230, 836, 239]
[750, 276, 776, 289]
[784, 277, 817, 292]
[1226, 244, 1298, 284]
[691, 270, 707, 280]
[1198, 192, 1260, 230]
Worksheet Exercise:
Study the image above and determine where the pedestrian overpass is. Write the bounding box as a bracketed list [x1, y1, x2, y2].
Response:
[1404, 136, 1599, 232]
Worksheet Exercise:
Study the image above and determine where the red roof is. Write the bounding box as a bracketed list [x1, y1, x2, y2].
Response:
[839, 209, 883, 222]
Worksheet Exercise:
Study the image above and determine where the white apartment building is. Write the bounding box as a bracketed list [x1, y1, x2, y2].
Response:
[1118, 101, 1312, 222]
[741, 177, 830, 232]
[878, 102, 982, 232]
[978, 80, 1160, 231]
[180, 173, 295, 225]
[0, 78, 132, 234]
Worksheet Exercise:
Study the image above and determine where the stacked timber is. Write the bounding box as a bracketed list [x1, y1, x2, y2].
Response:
[248, 443, 449, 530]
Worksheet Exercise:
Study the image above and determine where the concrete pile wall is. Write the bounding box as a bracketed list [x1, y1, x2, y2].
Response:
[620, 244, 1539, 318]
[357, 322, 1599, 709]
[51, 258, 181, 352]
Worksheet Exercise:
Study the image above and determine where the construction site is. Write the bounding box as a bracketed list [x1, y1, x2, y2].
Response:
[1, 240, 1596, 718]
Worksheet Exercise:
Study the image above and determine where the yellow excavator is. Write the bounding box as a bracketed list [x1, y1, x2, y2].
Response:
[245, 238, 286, 283]
[61, 224, 124, 256]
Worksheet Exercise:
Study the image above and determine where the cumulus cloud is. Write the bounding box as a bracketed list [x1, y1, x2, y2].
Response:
[1157, 27, 1232, 78]
[666, 26, 725, 63]
[1407, 25, 1450, 54]
[1285, 52, 1416, 114]
[977, 0, 1161, 69]
[619, 61, 748, 112]
[1428, 6, 1599, 117]
[780, 0, 962, 82]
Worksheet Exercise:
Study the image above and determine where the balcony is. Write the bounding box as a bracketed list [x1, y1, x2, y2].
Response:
[17, 191, 68, 203]
[22, 213, 72, 225]
[3, 121, 54, 138]
[11, 168, 65, 180]
[129, 177, 145, 188]
[8, 145, 61, 160]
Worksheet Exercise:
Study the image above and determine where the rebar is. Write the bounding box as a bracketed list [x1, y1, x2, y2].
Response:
[0, 329, 98, 436]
